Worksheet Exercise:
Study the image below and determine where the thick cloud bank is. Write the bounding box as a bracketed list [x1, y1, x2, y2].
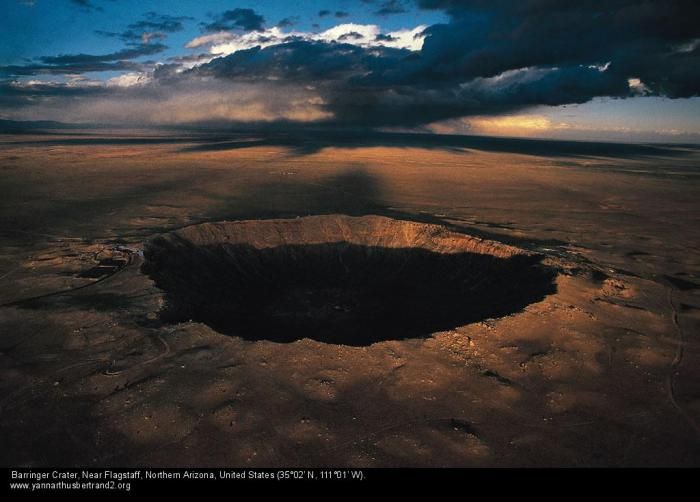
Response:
[2, 1, 698, 128]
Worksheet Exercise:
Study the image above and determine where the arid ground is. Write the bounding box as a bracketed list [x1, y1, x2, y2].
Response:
[1, 129, 699, 467]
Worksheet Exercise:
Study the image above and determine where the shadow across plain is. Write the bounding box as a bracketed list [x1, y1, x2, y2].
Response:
[4, 124, 698, 160]
[143, 239, 556, 345]
[176, 129, 700, 159]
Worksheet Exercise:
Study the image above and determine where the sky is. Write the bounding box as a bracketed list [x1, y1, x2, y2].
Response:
[1, 0, 699, 142]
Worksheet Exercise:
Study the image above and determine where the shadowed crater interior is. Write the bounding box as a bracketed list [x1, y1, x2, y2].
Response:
[142, 215, 557, 345]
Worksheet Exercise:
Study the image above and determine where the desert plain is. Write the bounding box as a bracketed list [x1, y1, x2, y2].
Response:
[1, 129, 699, 467]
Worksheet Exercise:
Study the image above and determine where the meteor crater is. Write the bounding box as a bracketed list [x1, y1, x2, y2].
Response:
[142, 215, 557, 345]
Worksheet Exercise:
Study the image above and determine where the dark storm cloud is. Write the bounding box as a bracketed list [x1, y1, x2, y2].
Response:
[194, 42, 404, 82]
[186, 0, 699, 127]
[192, 42, 623, 126]
[321, 65, 631, 127]
[414, 0, 700, 97]
[202, 8, 265, 32]
[375, 0, 408, 16]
